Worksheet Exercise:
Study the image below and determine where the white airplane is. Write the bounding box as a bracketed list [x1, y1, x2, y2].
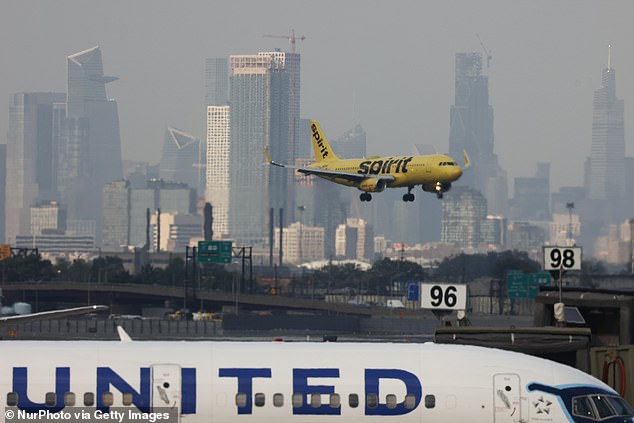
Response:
[1, 340, 631, 423]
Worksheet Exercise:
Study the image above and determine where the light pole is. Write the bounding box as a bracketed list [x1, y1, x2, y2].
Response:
[566, 202, 575, 245]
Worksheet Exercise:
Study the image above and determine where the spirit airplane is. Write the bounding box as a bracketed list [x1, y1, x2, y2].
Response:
[266, 120, 469, 202]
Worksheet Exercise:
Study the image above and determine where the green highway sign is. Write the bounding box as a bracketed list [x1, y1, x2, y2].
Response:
[507, 270, 551, 298]
[198, 241, 232, 264]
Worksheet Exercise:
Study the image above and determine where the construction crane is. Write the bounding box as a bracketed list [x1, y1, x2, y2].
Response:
[476, 34, 492, 72]
[263, 29, 306, 54]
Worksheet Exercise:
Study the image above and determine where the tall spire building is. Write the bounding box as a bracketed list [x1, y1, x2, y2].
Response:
[449, 52, 507, 216]
[587, 47, 625, 202]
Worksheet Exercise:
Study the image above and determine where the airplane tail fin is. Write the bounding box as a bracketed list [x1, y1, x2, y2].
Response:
[310, 120, 339, 162]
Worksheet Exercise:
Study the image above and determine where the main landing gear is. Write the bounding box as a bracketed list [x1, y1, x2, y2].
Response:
[402, 186, 415, 202]
[360, 192, 372, 202]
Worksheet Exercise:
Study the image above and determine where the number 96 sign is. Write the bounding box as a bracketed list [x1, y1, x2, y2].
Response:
[543, 246, 582, 271]
[420, 283, 467, 310]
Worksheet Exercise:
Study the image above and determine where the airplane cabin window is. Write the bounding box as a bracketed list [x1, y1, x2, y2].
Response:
[424, 394, 435, 409]
[329, 393, 341, 409]
[366, 393, 378, 409]
[45, 392, 56, 406]
[84, 392, 95, 406]
[386, 394, 397, 409]
[6, 392, 18, 407]
[254, 393, 265, 407]
[64, 392, 75, 407]
[273, 393, 284, 407]
[235, 393, 247, 408]
[310, 393, 321, 408]
[102, 392, 114, 407]
[122, 393, 133, 406]
[348, 394, 359, 408]
[292, 393, 303, 408]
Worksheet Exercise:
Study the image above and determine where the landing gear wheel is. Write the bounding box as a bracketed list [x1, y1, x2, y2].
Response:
[360, 192, 372, 202]
[436, 192, 443, 199]
[402, 193, 415, 202]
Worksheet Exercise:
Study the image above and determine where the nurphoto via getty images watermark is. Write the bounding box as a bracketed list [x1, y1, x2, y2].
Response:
[4, 408, 178, 423]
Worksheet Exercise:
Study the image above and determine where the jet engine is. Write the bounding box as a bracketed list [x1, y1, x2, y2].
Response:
[358, 178, 386, 193]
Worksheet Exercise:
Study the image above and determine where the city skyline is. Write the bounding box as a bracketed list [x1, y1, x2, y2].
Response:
[1, 1, 632, 195]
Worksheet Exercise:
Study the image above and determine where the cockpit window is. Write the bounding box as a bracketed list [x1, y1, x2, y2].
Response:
[572, 395, 634, 420]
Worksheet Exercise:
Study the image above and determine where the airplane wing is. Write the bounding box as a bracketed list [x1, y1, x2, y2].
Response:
[0, 305, 109, 324]
[264, 147, 394, 184]
[297, 167, 394, 184]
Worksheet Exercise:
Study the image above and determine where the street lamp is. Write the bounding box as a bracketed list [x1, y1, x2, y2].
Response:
[566, 202, 575, 246]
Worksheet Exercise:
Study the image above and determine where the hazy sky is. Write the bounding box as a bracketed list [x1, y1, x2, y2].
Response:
[1, 1, 633, 194]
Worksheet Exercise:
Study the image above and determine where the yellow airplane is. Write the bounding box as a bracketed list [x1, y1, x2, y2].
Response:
[266, 120, 469, 202]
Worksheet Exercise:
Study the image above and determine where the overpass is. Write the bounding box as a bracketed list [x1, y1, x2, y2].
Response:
[0, 281, 382, 317]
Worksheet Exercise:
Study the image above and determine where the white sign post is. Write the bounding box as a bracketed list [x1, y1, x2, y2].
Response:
[542, 246, 582, 325]
[420, 283, 467, 311]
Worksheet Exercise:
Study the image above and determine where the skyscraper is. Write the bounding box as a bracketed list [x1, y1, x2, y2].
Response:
[206, 105, 231, 238]
[101, 180, 130, 252]
[449, 52, 507, 215]
[5, 92, 65, 243]
[63, 46, 122, 240]
[159, 126, 201, 191]
[228, 51, 300, 246]
[587, 48, 625, 202]
[205, 58, 229, 107]
[441, 186, 488, 249]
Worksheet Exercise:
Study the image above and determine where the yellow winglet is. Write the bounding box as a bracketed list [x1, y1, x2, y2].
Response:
[463, 150, 471, 169]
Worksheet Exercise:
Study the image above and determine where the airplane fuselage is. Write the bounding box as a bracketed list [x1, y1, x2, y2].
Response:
[1, 341, 631, 423]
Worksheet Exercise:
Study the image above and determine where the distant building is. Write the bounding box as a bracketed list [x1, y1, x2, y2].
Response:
[441, 186, 487, 249]
[274, 221, 325, 264]
[549, 213, 581, 246]
[129, 180, 196, 247]
[449, 52, 507, 216]
[205, 58, 229, 106]
[5, 92, 66, 244]
[509, 222, 545, 252]
[481, 215, 506, 247]
[30, 201, 66, 236]
[150, 212, 202, 252]
[0, 144, 6, 242]
[101, 180, 130, 252]
[159, 127, 201, 193]
[511, 163, 550, 221]
[205, 106, 231, 238]
[15, 233, 95, 258]
[587, 49, 625, 203]
[335, 218, 374, 262]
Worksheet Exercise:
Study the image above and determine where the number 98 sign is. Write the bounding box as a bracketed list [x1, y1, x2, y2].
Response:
[543, 246, 582, 271]
[420, 283, 467, 310]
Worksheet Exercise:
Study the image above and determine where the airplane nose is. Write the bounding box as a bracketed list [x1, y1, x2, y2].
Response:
[452, 167, 463, 180]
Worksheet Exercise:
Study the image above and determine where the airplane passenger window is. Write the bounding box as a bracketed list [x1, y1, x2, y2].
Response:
[235, 393, 247, 408]
[273, 393, 284, 407]
[254, 393, 265, 407]
[348, 394, 359, 408]
[45, 392, 56, 406]
[6, 392, 18, 407]
[405, 394, 417, 409]
[310, 393, 321, 408]
[386, 394, 397, 409]
[572, 396, 595, 419]
[292, 393, 303, 408]
[592, 395, 616, 419]
[424, 394, 435, 409]
[64, 392, 75, 407]
[84, 392, 95, 406]
[102, 392, 113, 407]
[122, 393, 133, 406]
[329, 393, 341, 409]
[366, 393, 378, 409]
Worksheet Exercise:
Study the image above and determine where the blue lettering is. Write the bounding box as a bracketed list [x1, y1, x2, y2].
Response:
[365, 369, 421, 415]
[181, 368, 196, 414]
[293, 368, 340, 415]
[96, 368, 150, 412]
[13, 367, 69, 413]
[219, 368, 272, 415]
